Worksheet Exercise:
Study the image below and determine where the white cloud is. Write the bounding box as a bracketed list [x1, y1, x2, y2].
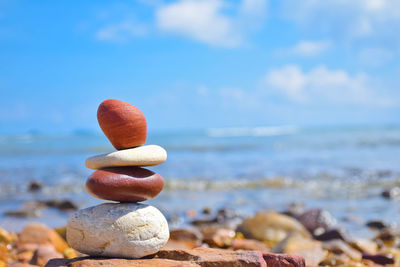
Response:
[156, 0, 239, 47]
[282, 0, 400, 40]
[281, 1, 400, 66]
[193, 64, 396, 110]
[156, 0, 267, 47]
[237, 0, 268, 31]
[96, 20, 148, 42]
[263, 64, 393, 106]
[93, 0, 267, 46]
[284, 40, 331, 57]
[265, 65, 306, 102]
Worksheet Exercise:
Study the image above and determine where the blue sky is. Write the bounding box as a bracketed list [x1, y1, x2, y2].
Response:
[1, 0, 399, 133]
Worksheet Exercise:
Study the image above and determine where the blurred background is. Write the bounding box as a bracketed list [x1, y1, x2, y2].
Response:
[1, 0, 400, 236]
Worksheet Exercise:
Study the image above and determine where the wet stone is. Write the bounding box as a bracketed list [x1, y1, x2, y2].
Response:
[366, 220, 389, 230]
[27, 181, 43, 192]
[295, 208, 337, 236]
[191, 208, 244, 230]
[4, 210, 41, 218]
[202, 207, 212, 215]
[381, 187, 400, 199]
[362, 253, 395, 265]
[314, 228, 349, 242]
[38, 200, 78, 211]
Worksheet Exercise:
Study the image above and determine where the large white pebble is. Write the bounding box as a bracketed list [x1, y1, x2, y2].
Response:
[85, 145, 167, 170]
[66, 203, 169, 258]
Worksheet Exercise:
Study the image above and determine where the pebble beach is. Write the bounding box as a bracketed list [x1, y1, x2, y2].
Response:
[1, 207, 400, 266]
[1, 122, 400, 266]
[3, 0, 400, 265]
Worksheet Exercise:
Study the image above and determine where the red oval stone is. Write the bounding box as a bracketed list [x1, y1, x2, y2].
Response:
[97, 99, 147, 150]
[86, 167, 164, 202]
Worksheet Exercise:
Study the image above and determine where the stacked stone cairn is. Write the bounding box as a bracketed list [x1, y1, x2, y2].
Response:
[66, 99, 169, 258]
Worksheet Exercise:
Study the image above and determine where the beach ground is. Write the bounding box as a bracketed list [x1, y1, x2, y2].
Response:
[1, 206, 399, 267]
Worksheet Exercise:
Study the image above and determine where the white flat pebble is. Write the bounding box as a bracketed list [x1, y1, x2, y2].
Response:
[66, 203, 169, 258]
[85, 145, 167, 169]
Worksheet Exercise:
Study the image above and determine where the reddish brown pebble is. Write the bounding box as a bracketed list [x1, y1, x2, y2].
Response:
[18, 223, 69, 254]
[156, 248, 267, 267]
[45, 258, 201, 267]
[86, 167, 164, 202]
[362, 253, 395, 265]
[263, 252, 306, 267]
[97, 99, 147, 150]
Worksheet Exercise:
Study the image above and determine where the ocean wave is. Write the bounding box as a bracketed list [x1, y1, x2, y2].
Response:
[206, 126, 299, 138]
[165, 143, 260, 152]
[1, 173, 400, 200]
[164, 177, 297, 190]
[163, 174, 400, 192]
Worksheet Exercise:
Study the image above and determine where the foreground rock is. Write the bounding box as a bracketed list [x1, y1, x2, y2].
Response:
[314, 228, 350, 242]
[97, 99, 147, 150]
[156, 248, 267, 267]
[46, 248, 306, 267]
[18, 224, 69, 254]
[201, 226, 235, 248]
[231, 238, 270, 252]
[66, 203, 169, 258]
[166, 228, 203, 249]
[85, 145, 167, 169]
[238, 211, 311, 246]
[362, 253, 395, 265]
[272, 233, 326, 266]
[263, 252, 305, 267]
[190, 208, 244, 230]
[85, 167, 164, 202]
[322, 240, 362, 261]
[381, 186, 400, 199]
[45, 248, 307, 267]
[46, 258, 201, 267]
[30, 245, 62, 267]
[6, 208, 400, 266]
[295, 208, 336, 236]
[2, 224, 72, 266]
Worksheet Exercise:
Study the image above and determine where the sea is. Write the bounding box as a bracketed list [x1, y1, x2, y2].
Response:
[1, 125, 400, 237]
